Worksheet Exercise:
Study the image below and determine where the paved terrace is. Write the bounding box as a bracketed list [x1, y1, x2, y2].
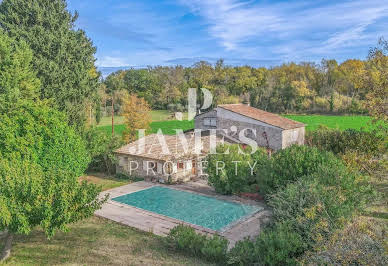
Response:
[95, 181, 271, 247]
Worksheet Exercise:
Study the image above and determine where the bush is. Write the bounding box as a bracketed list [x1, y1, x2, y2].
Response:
[228, 223, 306, 266]
[207, 144, 268, 195]
[229, 153, 376, 265]
[0, 101, 89, 177]
[268, 165, 375, 248]
[306, 127, 385, 156]
[168, 225, 228, 263]
[84, 128, 123, 174]
[301, 217, 388, 265]
[257, 145, 341, 195]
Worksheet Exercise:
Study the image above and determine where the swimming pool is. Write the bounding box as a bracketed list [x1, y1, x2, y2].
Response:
[112, 186, 262, 231]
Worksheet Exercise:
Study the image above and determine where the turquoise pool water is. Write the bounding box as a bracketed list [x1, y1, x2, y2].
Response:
[112, 186, 261, 231]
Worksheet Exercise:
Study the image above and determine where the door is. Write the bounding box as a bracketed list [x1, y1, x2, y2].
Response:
[192, 160, 197, 175]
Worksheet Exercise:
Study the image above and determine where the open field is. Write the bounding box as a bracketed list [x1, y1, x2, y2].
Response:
[283, 115, 375, 131]
[0, 174, 211, 266]
[97, 110, 189, 126]
[97, 112, 377, 137]
[97, 120, 195, 136]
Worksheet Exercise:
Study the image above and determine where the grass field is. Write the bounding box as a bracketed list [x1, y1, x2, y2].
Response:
[283, 115, 375, 131]
[97, 112, 376, 137]
[97, 120, 195, 136]
[97, 110, 189, 126]
[0, 174, 211, 266]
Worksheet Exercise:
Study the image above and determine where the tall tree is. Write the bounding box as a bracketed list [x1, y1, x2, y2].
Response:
[104, 71, 125, 135]
[365, 38, 388, 123]
[0, 101, 106, 261]
[122, 94, 151, 143]
[0, 30, 40, 106]
[0, 0, 99, 129]
[0, 158, 106, 261]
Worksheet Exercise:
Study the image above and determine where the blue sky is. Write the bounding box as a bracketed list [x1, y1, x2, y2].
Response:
[67, 0, 388, 69]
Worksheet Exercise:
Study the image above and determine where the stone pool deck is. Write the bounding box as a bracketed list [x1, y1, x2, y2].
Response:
[95, 181, 271, 247]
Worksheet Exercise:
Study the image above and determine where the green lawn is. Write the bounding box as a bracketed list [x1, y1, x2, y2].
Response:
[98, 111, 377, 137]
[0, 175, 212, 266]
[97, 110, 189, 127]
[97, 120, 195, 136]
[283, 115, 375, 131]
[0, 217, 212, 266]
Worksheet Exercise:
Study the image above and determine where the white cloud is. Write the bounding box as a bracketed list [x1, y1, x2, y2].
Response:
[179, 0, 388, 59]
[96, 56, 129, 67]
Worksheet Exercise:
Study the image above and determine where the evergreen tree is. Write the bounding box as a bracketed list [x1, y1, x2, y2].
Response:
[0, 0, 99, 128]
[0, 30, 40, 106]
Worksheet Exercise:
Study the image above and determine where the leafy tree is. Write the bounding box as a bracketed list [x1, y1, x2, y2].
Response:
[0, 30, 40, 106]
[122, 94, 152, 143]
[0, 158, 106, 261]
[0, 101, 90, 176]
[84, 128, 123, 174]
[365, 38, 388, 122]
[0, 0, 99, 129]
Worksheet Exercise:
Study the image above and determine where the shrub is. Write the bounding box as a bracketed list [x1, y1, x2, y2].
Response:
[207, 144, 268, 195]
[306, 127, 385, 156]
[257, 145, 341, 195]
[84, 128, 123, 174]
[168, 225, 228, 263]
[228, 223, 306, 266]
[0, 101, 89, 176]
[227, 238, 256, 265]
[229, 161, 375, 265]
[301, 217, 388, 265]
[263, 165, 375, 260]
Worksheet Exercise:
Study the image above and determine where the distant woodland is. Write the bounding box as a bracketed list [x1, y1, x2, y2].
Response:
[103, 43, 387, 117]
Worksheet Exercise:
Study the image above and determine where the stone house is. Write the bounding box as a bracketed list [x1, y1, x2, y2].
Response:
[115, 104, 305, 181]
[195, 104, 305, 151]
[115, 133, 225, 183]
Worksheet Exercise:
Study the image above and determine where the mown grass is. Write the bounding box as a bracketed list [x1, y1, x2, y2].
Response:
[0, 175, 212, 266]
[283, 115, 375, 131]
[0, 217, 212, 266]
[80, 173, 134, 191]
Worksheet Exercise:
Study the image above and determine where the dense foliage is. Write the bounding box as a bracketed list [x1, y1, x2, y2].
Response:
[101, 55, 385, 115]
[0, 0, 99, 129]
[0, 158, 105, 237]
[0, 101, 90, 177]
[84, 128, 123, 174]
[306, 127, 385, 156]
[122, 93, 152, 143]
[207, 144, 267, 195]
[0, 30, 40, 105]
[226, 145, 375, 265]
[256, 145, 341, 195]
[167, 225, 228, 264]
[300, 217, 388, 265]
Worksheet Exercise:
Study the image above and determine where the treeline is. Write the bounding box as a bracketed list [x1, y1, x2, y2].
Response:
[103, 52, 387, 116]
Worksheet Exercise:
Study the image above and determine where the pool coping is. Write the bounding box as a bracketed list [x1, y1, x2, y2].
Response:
[95, 181, 272, 247]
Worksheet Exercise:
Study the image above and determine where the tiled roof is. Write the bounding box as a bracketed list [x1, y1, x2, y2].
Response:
[218, 104, 305, 130]
[115, 134, 225, 161]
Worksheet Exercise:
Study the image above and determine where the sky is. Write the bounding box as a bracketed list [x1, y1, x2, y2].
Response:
[67, 0, 388, 72]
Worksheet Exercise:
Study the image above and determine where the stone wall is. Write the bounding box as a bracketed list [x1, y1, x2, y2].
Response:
[194, 110, 217, 131]
[281, 127, 305, 148]
[116, 154, 196, 183]
[217, 118, 283, 150]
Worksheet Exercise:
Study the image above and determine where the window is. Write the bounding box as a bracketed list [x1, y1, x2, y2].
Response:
[204, 118, 217, 127]
[178, 162, 184, 169]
